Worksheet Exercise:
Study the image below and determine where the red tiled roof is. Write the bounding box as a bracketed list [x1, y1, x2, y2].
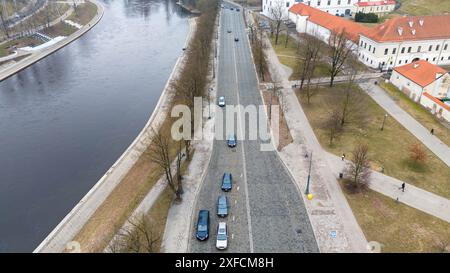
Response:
[355, 0, 396, 7]
[422, 92, 450, 112]
[364, 14, 450, 42]
[288, 3, 371, 43]
[393, 60, 447, 87]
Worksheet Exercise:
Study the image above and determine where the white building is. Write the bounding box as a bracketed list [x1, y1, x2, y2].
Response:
[288, 3, 370, 45]
[358, 15, 450, 70]
[390, 60, 450, 122]
[354, 0, 396, 16]
[263, 0, 394, 19]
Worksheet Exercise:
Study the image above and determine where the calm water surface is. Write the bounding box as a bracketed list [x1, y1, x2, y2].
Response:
[0, 0, 188, 252]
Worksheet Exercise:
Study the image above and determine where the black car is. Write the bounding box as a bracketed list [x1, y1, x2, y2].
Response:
[227, 30, 232, 33]
[236, 8, 240, 11]
[230, 7, 234, 10]
[234, 37, 239, 42]
[221, 173, 233, 192]
[196, 210, 210, 241]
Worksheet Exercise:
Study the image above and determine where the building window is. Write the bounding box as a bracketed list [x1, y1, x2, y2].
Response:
[408, 47, 411, 53]
[399, 60, 402, 64]
[448, 56, 450, 60]
[429, 45, 433, 51]
[445, 44, 448, 51]
[286, 2, 290, 7]
[384, 48, 388, 55]
[369, 45, 372, 51]
[373, 47, 375, 54]
[327, 0, 331, 5]
[348, 0, 351, 4]
[401, 47, 405, 53]
[441, 57, 444, 61]
[436, 45, 440, 51]
[418, 46, 421, 52]
[393, 48, 396, 54]
[338, 0, 341, 5]
[317, 0, 321, 6]
[433, 57, 436, 61]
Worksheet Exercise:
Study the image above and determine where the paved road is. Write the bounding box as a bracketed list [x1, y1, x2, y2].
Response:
[189, 4, 318, 253]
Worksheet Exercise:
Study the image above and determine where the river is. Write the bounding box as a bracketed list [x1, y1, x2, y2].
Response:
[0, 0, 188, 252]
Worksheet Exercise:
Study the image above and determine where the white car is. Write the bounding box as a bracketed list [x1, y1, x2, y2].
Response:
[216, 222, 228, 250]
[218, 96, 225, 107]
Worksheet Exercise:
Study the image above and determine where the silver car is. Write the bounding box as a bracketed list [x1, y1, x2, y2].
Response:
[218, 96, 225, 107]
[216, 222, 228, 250]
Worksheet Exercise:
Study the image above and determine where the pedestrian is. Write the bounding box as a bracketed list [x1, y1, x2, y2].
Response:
[401, 182, 405, 192]
[430, 128, 434, 135]
[341, 153, 345, 161]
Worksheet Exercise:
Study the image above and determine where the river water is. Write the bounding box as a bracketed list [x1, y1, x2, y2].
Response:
[0, 0, 188, 252]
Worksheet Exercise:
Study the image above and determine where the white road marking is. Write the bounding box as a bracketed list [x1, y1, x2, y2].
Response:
[231, 16, 254, 253]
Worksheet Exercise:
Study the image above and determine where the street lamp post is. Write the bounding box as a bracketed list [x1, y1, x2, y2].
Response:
[380, 113, 388, 131]
[208, 87, 212, 119]
[305, 151, 313, 195]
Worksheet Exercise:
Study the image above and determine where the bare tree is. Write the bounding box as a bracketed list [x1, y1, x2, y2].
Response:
[0, 3, 10, 38]
[269, 0, 286, 45]
[146, 128, 182, 202]
[323, 107, 342, 146]
[251, 19, 268, 81]
[328, 30, 355, 87]
[409, 143, 427, 165]
[268, 75, 283, 120]
[338, 69, 367, 126]
[298, 34, 322, 91]
[108, 215, 160, 253]
[345, 143, 371, 191]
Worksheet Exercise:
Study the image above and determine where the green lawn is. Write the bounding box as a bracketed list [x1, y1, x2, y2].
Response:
[298, 84, 450, 199]
[68, 1, 98, 25]
[269, 33, 331, 80]
[380, 81, 450, 147]
[395, 0, 450, 15]
[342, 182, 450, 253]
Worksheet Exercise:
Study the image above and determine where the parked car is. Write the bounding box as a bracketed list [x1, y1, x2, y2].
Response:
[217, 196, 229, 217]
[196, 210, 210, 241]
[216, 222, 228, 250]
[227, 134, 236, 147]
[221, 173, 233, 192]
[230, 7, 234, 10]
[236, 8, 240, 11]
[218, 96, 226, 107]
[227, 29, 232, 33]
[234, 37, 239, 42]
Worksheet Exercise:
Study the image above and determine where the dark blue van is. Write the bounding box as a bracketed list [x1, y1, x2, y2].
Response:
[196, 210, 210, 241]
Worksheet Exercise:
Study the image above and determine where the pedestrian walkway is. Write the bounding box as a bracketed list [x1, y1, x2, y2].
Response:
[360, 81, 450, 167]
[264, 30, 369, 253]
[327, 153, 450, 223]
[289, 72, 383, 87]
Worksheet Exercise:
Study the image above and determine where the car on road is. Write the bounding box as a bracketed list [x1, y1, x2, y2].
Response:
[221, 173, 233, 192]
[216, 222, 228, 250]
[217, 196, 229, 217]
[230, 7, 234, 10]
[196, 210, 210, 241]
[227, 29, 232, 33]
[218, 96, 226, 107]
[234, 37, 239, 42]
[227, 134, 236, 147]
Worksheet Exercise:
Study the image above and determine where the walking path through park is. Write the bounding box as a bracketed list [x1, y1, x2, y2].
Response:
[263, 24, 450, 226]
[360, 81, 450, 167]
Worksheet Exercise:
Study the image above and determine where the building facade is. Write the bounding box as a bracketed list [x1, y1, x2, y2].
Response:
[358, 15, 450, 70]
[389, 60, 450, 122]
[354, 0, 396, 16]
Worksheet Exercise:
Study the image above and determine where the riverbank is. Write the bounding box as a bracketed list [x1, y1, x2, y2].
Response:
[0, 0, 104, 82]
[34, 14, 196, 253]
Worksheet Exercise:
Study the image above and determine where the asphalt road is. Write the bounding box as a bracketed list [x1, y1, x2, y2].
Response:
[189, 3, 319, 253]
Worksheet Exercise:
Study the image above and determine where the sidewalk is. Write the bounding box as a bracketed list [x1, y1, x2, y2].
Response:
[264, 30, 369, 253]
[327, 154, 450, 223]
[360, 81, 450, 167]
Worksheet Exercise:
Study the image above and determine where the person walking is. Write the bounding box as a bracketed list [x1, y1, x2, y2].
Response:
[430, 128, 434, 135]
[341, 153, 345, 161]
[401, 182, 406, 192]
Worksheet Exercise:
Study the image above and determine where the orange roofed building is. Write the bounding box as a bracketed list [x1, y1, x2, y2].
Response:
[288, 3, 450, 70]
[390, 60, 450, 122]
